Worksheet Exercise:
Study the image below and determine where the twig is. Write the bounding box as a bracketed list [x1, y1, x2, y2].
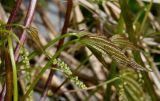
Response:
[14, 0, 38, 62]
[39, 0, 73, 101]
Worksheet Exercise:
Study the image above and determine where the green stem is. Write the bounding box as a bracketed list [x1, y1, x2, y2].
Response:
[28, 32, 83, 59]
[8, 35, 18, 101]
[104, 62, 117, 101]
[22, 39, 78, 100]
[134, 52, 158, 101]
[66, 73, 131, 93]
[139, 0, 153, 34]
[119, 0, 157, 100]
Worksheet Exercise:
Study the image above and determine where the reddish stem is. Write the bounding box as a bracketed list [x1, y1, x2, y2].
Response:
[14, 0, 38, 62]
[39, 0, 73, 101]
[7, 0, 22, 24]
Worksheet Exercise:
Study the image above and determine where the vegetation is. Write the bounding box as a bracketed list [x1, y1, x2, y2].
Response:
[0, 0, 160, 101]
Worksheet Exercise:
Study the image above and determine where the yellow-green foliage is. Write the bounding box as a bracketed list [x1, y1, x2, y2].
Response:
[118, 69, 146, 101]
[79, 34, 148, 71]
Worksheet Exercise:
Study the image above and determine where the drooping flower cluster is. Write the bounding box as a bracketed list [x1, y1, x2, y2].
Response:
[53, 58, 87, 89]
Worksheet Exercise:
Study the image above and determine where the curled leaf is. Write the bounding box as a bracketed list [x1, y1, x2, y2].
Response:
[26, 27, 43, 50]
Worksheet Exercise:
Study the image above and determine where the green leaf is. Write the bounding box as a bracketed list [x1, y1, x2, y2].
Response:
[26, 27, 44, 51]
[118, 69, 146, 101]
[109, 34, 140, 51]
[80, 34, 150, 71]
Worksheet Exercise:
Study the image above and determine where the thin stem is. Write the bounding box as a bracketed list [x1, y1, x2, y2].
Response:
[104, 62, 117, 101]
[4, 49, 13, 101]
[28, 33, 78, 61]
[14, 0, 38, 62]
[139, 0, 153, 35]
[7, 0, 22, 24]
[54, 54, 92, 93]
[8, 35, 18, 101]
[119, 0, 158, 100]
[0, 0, 22, 100]
[40, 0, 73, 100]
[22, 40, 77, 100]
[60, 73, 131, 94]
